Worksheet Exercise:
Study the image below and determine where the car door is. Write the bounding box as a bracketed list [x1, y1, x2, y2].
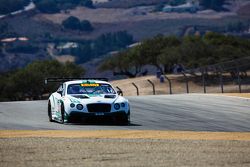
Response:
[53, 84, 64, 115]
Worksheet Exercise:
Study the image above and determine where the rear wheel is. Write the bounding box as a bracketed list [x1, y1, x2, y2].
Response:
[61, 104, 65, 124]
[48, 101, 53, 122]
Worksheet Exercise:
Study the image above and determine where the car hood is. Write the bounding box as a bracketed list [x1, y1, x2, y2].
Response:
[66, 94, 119, 104]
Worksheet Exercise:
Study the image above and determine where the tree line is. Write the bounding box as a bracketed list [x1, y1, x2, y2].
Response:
[67, 31, 134, 63]
[199, 0, 225, 11]
[62, 16, 94, 32]
[0, 60, 85, 101]
[0, 0, 30, 15]
[99, 32, 250, 78]
[34, 0, 94, 14]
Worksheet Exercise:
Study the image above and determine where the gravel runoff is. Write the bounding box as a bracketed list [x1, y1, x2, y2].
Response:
[1, 138, 250, 167]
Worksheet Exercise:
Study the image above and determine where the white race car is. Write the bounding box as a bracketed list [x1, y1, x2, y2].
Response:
[46, 78, 130, 124]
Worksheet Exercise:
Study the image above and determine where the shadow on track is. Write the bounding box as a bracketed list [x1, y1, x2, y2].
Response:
[65, 117, 141, 126]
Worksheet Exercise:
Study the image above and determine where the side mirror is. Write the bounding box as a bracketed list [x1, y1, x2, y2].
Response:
[57, 90, 63, 96]
[117, 90, 123, 96]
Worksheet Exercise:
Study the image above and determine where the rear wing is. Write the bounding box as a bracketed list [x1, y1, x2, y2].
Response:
[44, 77, 108, 84]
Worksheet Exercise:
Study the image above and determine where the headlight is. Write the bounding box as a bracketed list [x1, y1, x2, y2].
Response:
[70, 103, 75, 108]
[114, 103, 120, 110]
[76, 104, 84, 110]
[121, 103, 125, 108]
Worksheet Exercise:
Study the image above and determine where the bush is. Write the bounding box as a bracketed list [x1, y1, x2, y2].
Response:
[80, 20, 94, 31]
[62, 17, 94, 31]
[62, 16, 81, 30]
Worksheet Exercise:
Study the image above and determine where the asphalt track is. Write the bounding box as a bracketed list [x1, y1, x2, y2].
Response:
[0, 94, 250, 132]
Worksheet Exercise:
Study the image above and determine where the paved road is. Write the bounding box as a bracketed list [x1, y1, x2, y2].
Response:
[0, 94, 250, 131]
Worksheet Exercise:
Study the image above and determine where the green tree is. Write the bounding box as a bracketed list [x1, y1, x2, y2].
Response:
[99, 46, 146, 78]
[199, 0, 225, 11]
[0, 60, 85, 101]
[35, 0, 60, 14]
[140, 35, 181, 73]
[62, 17, 94, 32]
[81, 0, 94, 8]
[62, 16, 81, 30]
[80, 20, 94, 31]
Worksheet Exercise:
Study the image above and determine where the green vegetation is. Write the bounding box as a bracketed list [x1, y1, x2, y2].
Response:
[34, 0, 60, 14]
[62, 16, 93, 31]
[0, 60, 85, 101]
[80, 20, 94, 31]
[168, 0, 186, 6]
[199, 0, 225, 11]
[226, 21, 250, 33]
[34, 0, 94, 13]
[70, 31, 134, 63]
[99, 32, 250, 78]
[6, 44, 39, 54]
[0, 0, 29, 15]
[0, 22, 9, 38]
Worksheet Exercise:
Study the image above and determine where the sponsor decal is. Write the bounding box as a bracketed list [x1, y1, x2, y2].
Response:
[81, 83, 100, 87]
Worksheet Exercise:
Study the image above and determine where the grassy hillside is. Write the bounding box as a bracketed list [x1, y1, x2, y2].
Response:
[96, 0, 170, 8]
[1, 0, 250, 73]
[238, 4, 250, 16]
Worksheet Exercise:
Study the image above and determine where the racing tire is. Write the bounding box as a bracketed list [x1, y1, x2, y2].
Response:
[60, 104, 65, 124]
[116, 115, 130, 125]
[48, 101, 53, 122]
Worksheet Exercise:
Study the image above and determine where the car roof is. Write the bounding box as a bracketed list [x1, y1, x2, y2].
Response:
[64, 80, 110, 85]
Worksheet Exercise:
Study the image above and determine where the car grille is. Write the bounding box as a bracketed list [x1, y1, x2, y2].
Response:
[87, 103, 111, 113]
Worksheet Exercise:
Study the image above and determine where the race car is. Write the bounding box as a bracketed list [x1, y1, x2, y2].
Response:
[46, 78, 130, 124]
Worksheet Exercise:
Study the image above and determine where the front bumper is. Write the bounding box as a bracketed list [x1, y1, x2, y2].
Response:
[65, 110, 128, 123]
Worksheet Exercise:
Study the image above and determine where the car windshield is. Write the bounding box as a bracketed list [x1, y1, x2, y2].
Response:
[67, 83, 116, 95]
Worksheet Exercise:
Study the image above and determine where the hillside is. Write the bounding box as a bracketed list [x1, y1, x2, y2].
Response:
[111, 74, 250, 96]
[0, 0, 250, 73]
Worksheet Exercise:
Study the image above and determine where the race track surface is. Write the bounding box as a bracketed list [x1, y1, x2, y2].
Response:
[0, 94, 250, 131]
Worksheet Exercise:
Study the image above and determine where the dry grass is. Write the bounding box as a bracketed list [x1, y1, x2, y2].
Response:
[54, 55, 75, 63]
[237, 3, 250, 16]
[110, 75, 250, 96]
[36, 7, 236, 25]
[1, 130, 250, 141]
[219, 93, 250, 98]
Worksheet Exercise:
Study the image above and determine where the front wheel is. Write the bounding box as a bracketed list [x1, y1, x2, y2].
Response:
[48, 101, 53, 122]
[116, 114, 130, 125]
[61, 104, 65, 124]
